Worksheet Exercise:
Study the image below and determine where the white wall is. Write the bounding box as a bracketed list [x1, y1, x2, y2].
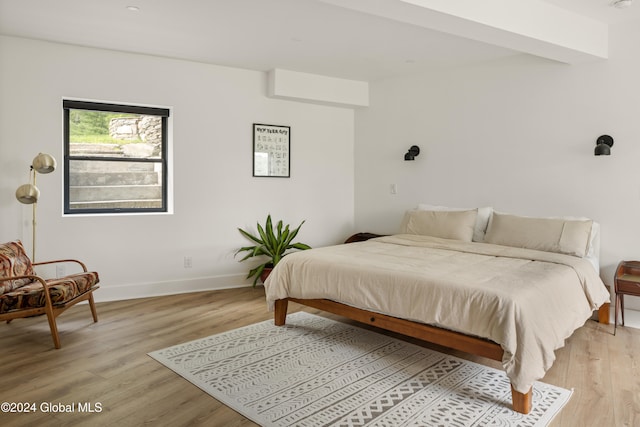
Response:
[354, 20, 640, 316]
[0, 36, 355, 301]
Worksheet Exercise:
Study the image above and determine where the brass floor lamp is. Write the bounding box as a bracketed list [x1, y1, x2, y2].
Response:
[15, 153, 57, 261]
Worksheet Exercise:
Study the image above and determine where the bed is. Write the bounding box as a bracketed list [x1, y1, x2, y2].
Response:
[263, 207, 611, 414]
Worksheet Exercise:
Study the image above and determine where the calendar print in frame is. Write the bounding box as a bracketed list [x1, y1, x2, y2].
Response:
[253, 123, 290, 178]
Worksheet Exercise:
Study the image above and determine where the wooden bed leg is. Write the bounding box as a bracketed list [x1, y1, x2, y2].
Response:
[274, 299, 289, 326]
[598, 302, 610, 325]
[511, 386, 532, 414]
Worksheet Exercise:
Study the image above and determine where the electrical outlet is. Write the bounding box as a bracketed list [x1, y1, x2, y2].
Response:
[56, 265, 65, 278]
[184, 256, 192, 268]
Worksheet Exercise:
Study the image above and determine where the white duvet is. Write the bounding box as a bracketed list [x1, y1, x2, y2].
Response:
[264, 234, 611, 394]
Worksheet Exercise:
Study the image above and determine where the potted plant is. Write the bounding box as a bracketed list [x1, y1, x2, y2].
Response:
[236, 214, 311, 287]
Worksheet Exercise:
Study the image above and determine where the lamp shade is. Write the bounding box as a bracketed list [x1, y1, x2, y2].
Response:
[404, 145, 420, 161]
[32, 153, 56, 174]
[594, 135, 613, 156]
[15, 184, 40, 204]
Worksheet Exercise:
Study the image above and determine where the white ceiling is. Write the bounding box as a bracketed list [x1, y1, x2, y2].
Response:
[0, 0, 638, 82]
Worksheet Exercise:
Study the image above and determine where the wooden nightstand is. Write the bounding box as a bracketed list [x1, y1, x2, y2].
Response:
[344, 233, 385, 244]
[614, 261, 640, 335]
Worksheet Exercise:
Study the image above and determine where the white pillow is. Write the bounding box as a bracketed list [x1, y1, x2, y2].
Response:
[418, 204, 493, 242]
[484, 212, 593, 258]
[554, 216, 600, 262]
[529, 215, 600, 271]
[400, 209, 478, 242]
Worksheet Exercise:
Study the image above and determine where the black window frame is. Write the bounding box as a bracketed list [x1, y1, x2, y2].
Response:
[63, 99, 170, 215]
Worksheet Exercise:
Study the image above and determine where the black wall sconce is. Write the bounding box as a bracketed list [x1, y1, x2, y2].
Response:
[594, 135, 614, 156]
[404, 145, 420, 161]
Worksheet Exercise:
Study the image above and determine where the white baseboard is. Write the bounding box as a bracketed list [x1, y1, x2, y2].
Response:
[617, 308, 640, 330]
[93, 273, 255, 303]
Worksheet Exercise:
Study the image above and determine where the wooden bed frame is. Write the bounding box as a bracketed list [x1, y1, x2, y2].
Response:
[274, 298, 610, 415]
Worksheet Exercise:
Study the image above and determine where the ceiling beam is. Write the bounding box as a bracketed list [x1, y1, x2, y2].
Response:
[267, 69, 369, 107]
[317, 0, 608, 63]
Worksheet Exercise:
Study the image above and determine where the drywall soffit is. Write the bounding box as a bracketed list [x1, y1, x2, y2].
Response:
[317, 0, 608, 64]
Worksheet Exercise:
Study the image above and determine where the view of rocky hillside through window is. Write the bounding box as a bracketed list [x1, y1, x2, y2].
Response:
[68, 111, 164, 210]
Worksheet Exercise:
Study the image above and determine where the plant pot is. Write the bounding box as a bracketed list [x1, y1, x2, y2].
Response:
[260, 266, 273, 284]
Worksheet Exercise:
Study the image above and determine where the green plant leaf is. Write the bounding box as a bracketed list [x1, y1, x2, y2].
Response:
[265, 215, 275, 245]
[284, 221, 304, 246]
[236, 249, 262, 262]
[236, 215, 311, 280]
[237, 227, 263, 245]
[274, 226, 289, 259]
[248, 263, 266, 287]
[254, 224, 271, 256]
[234, 245, 255, 255]
[290, 242, 312, 250]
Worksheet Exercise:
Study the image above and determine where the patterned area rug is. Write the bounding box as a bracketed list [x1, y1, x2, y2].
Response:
[149, 312, 571, 426]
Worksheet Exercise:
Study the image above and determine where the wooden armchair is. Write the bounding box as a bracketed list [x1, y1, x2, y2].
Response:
[0, 241, 99, 349]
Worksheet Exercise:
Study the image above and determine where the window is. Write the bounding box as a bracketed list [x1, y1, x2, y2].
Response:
[63, 100, 170, 214]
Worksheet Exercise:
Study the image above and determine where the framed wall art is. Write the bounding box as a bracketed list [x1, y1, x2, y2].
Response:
[253, 123, 290, 177]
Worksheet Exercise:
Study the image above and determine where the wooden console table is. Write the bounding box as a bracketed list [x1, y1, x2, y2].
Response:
[614, 260, 640, 335]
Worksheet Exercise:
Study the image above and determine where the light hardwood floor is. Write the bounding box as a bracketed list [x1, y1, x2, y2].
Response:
[0, 287, 638, 426]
